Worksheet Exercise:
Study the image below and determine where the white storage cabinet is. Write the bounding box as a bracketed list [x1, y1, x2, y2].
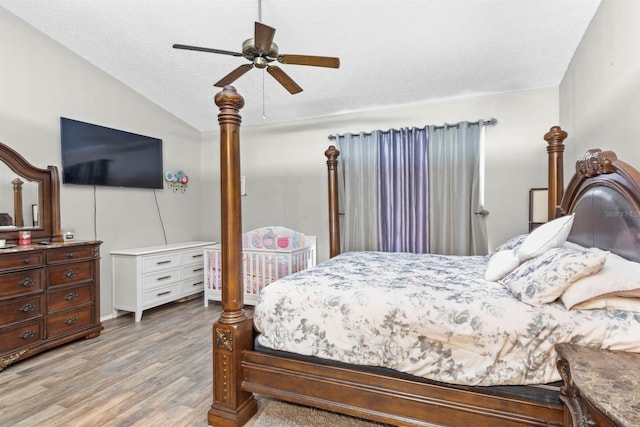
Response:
[205, 228, 316, 306]
[112, 241, 214, 321]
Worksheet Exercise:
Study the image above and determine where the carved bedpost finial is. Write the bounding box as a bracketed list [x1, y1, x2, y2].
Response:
[544, 126, 568, 221]
[214, 85, 245, 110]
[575, 149, 617, 178]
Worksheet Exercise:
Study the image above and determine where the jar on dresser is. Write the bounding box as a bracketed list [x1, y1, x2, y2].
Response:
[0, 241, 103, 371]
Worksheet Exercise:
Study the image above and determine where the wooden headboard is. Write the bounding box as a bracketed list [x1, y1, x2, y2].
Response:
[559, 149, 640, 262]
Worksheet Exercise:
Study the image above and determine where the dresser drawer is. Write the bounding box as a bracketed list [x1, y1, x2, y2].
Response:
[0, 269, 45, 298]
[0, 252, 44, 271]
[142, 283, 181, 306]
[46, 246, 96, 264]
[0, 295, 43, 327]
[181, 277, 204, 294]
[46, 305, 93, 338]
[181, 262, 205, 280]
[142, 268, 181, 290]
[47, 261, 93, 287]
[142, 253, 181, 273]
[0, 319, 43, 353]
[47, 284, 93, 313]
[181, 249, 205, 266]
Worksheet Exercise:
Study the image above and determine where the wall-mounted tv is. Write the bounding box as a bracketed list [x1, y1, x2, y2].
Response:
[60, 117, 164, 189]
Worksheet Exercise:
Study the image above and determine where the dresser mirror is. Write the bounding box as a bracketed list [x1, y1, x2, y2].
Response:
[0, 141, 63, 244]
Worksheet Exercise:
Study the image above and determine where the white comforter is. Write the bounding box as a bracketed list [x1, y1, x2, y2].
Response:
[253, 251, 640, 386]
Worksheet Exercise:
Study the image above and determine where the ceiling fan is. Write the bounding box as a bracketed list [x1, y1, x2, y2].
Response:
[173, 21, 340, 94]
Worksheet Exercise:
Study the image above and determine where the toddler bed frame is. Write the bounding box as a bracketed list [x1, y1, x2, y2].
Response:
[207, 86, 640, 426]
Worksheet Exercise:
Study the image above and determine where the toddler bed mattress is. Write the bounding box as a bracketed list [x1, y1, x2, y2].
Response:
[253, 250, 640, 386]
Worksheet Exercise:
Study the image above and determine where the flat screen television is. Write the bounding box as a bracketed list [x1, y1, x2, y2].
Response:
[60, 117, 164, 189]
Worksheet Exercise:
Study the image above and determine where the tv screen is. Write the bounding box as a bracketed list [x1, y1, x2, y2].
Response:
[60, 117, 164, 189]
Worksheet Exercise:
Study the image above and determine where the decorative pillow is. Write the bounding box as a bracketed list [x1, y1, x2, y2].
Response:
[502, 247, 608, 306]
[516, 214, 575, 262]
[561, 253, 640, 309]
[485, 249, 521, 282]
[494, 234, 528, 253]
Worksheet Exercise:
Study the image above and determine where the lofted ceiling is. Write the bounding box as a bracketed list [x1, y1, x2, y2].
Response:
[0, 0, 601, 131]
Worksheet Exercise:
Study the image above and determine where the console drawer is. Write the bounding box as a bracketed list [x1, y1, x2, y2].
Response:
[46, 305, 93, 338]
[47, 284, 93, 313]
[0, 319, 43, 353]
[0, 269, 45, 298]
[0, 295, 43, 327]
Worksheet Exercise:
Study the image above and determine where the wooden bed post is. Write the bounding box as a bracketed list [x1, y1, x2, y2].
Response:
[208, 86, 258, 427]
[544, 126, 568, 220]
[325, 145, 341, 258]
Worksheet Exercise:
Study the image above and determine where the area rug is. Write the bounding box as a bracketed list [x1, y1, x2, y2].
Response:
[251, 399, 390, 427]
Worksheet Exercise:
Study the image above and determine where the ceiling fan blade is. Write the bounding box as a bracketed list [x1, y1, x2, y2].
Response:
[173, 44, 243, 57]
[214, 64, 254, 87]
[278, 54, 340, 68]
[267, 66, 303, 94]
[254, 21, 276, 53]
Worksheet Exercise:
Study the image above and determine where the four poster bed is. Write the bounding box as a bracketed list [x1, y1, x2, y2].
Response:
[208, 86, 640, 427]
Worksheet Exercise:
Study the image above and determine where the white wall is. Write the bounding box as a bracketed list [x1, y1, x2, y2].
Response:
[202, 87, 559, 262]
[0, 8, 203, 317]
[560, 0, 640, 167]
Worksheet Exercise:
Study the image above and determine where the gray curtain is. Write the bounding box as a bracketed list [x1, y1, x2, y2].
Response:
[428, 121, 488, 255]
[336, 131, 379, 252]
[377, 127, 429, 252]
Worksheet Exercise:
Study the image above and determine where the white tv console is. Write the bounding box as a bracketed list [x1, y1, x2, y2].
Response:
[111, 241, 214, 322]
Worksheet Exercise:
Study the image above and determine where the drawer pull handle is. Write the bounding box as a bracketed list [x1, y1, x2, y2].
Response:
[192, 254, 203, 258]
[157, 275, 172, 281]
[193, 267, 204, 272]
[156, 260, 171, 265]
[157, 291, 172, 296]
[67, 253, 75, 258]
[20, 277, 35, 287]
[19, 330, 35, 340]
[64, 293, 78, 301]
[64, 269, 78, 278]
[19, 303, 36, 312]
[193, 281, 203, 286]
[64, 317, 78, 325]
[22, 258, 31, 264]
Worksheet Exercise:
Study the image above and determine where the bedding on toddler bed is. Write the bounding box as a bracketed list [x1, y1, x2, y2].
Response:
[253, 251, 640, 386]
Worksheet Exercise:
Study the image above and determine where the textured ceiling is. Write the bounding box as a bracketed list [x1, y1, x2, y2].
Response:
[0, 0, 601, 131]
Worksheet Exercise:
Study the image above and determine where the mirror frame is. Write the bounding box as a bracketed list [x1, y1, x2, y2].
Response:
[0, 141, 63, 243]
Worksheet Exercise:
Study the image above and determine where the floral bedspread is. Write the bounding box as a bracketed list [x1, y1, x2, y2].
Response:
[253, 251, 640, 386]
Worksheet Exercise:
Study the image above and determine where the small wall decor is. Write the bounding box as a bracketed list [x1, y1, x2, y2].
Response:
[165, 170, 189, 192]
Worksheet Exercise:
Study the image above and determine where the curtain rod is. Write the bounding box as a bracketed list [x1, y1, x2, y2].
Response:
[327, 118, 497, 140]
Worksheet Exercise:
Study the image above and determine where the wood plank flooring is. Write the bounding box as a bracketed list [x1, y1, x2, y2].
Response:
[0, 296, 248, 427]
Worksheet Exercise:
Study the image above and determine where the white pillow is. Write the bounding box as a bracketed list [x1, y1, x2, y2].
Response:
[485, 249, 520, 282]
[572, 297, 640, 313]
[502, 247, 607, 306]
[561, 252, 640, 309]
[516, 214, 575, 262]
[494, 234, 528, 253]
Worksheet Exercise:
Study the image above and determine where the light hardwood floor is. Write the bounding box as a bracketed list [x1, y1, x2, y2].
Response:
[0, 296, 253, 427]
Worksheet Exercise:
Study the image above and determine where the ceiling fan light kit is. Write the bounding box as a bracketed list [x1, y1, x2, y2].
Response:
[173, 21, 340, 94]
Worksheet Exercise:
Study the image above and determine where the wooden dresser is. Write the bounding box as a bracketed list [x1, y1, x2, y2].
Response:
[0, 241, 102, 371]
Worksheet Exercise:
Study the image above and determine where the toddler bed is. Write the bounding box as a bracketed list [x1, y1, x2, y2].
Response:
[203, 226, 316, 306]
[207, 87, 640, 427]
